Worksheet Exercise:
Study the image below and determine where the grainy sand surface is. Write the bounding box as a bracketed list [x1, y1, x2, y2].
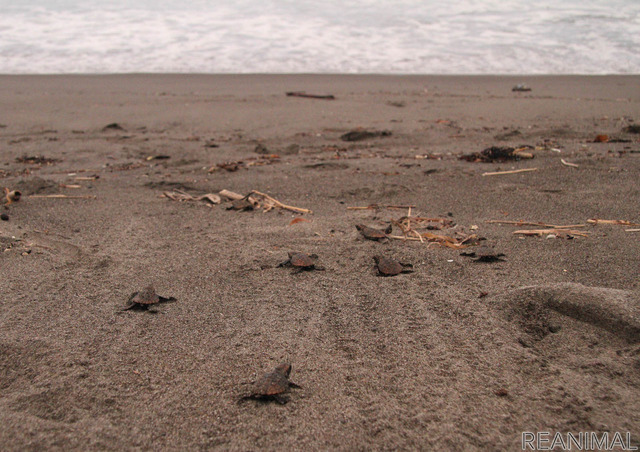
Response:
[0, 75, 639, 450]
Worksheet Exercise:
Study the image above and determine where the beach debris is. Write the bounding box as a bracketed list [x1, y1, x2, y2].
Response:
[482, 168, 538, 176]
[623, 124, 640, 134]
[587, 219, 640, 226]
[102, 122, 125, 132]
[494, 388, 509, 397]
[560, 158, 579, 168]
[386, 100, 406, 108]
[591, 134, 631, 143]
[28, 194, 96, 199]
[210, 155, 280, 172]
[73, 175, 100, 181]
[304, 162, 349, 170]
[461, 245, 505, 262]
[220, 189, 312, 214]
[626, 229, 640, 232]
[513, 229, 589, 238]
[278, 252, 324, 272]
[1, 213, 8, 221]
[146, 155, 171, 161]
[386, 208, 474, 248]
[227, 197, 255, 211]
[512, 84, 532, 92]
[487, 220, 586, 229]
[347, 204, 416, 211]
[340, 130, 392, 142]
[356, 223, 392, 241]
[15, 155, 59, 165]
[240, 363, 301, 405]
[163, 190, 221, 205]
[286, 91, 335, 100]
[4, 188, 21, 205]
[461, 146, 534, 163]
[373, 256, 413, 276]
[122, 285, 176, 311]
[289, 218, 310, 226]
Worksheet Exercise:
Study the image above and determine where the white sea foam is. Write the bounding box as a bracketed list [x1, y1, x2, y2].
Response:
[0, 0, 639, 74]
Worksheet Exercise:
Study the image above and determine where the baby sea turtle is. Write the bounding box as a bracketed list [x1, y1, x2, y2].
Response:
[122, 285, 176, 311]
[461, 245, 505, 262]
[373, 256, 414, 276]
[278, 252, 324, 272]
[356, 223, 392, 241]
[240, 363, 301, 405]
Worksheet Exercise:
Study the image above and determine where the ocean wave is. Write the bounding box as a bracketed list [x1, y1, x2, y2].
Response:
[0, 0, 639, 74]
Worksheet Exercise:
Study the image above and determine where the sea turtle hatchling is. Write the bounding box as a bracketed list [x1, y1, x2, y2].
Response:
[122, 285, 176, 311]
[356, 223, 392, 241]
[461, 245, 505, 262]
[373, 256, 414, 276]
[278, 252, 324, 272]
[240, 363, 301, 405]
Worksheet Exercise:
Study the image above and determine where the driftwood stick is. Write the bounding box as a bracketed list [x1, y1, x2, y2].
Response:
[587, 219, 640, 226]
[347, 204, 417, 210]
[482, 168, 538, 176]
[560, 158, 579, 168]
[250, 190, 312, 214]
[286, 91, 335, 100]
[487, 220, 586, 229]
[28, 194, 96, 199]
[513, 229, 589, 237]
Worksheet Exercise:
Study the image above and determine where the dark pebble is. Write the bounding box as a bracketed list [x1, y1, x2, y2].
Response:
[0, 213, 8, 221]
[548, 325, 562, 334]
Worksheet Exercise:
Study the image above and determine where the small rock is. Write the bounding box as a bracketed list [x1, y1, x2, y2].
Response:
[0, 213, 8, 221]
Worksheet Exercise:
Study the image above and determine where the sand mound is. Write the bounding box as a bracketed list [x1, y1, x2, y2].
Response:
[500, 283, 640, 343]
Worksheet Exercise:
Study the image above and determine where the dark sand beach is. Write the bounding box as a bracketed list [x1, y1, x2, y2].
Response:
[1, 74, 639, 450]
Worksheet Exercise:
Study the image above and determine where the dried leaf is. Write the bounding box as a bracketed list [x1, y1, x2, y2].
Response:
[289, 218, 310, 225]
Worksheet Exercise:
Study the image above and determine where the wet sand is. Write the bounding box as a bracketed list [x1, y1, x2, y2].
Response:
[0, 74, 639, 450]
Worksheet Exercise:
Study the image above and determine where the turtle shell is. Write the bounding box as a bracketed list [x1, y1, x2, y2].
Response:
[374, 256, 406, 276]
[288, 252, 318, 268]
[253, 363, 292, 396]
[131, 285, 160, 305]
[356, 224, 390, 241]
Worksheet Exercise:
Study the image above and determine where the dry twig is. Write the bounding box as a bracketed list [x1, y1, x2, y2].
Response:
[482, 168, 538, 176]
[587, 219, 640, 226]
[487, 220, 585, 229]
[513, 229, 589, 237]
[28, 194, 96, 199]
[560, 158, 579, 168]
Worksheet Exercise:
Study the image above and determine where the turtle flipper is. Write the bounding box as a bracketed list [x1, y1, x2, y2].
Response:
[273, 395, 289, 405]
[400, 263, 414, 274]
[121, 292, 140, 311]
[288, 381, 302, 389]
[158, 296, 177, 304]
